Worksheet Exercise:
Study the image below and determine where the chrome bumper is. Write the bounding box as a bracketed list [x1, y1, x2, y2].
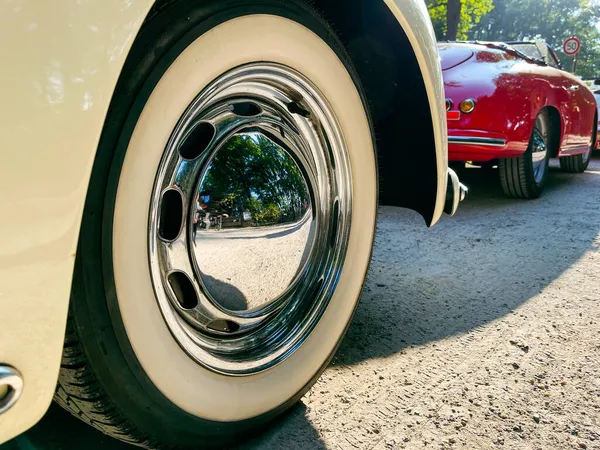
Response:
[444, 168, 468, 216]
[448, 136, 506, 147]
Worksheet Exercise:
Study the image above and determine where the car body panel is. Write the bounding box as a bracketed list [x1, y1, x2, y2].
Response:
[0, 0, 447, 443]
[441, 43, 597, 162]
[0, 1, 154, 443]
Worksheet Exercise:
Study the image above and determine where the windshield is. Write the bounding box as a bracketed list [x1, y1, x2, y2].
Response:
[475, 41, 546, 66]
[509, 43, 543, 61]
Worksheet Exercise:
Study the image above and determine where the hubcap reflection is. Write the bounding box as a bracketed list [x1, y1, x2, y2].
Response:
[531, 129, 547, 184]
[148, 63, 352, 375]
[194, 132, 313, 312]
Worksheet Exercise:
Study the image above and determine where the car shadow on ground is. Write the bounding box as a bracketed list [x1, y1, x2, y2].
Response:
[2, 402, 326, 450]
[201, 273, 248, 311]
[334, 159, 600, 366]
[239, 159, 600, 448]
[4, 159, 600, 450]
[1, 404, 135, 450]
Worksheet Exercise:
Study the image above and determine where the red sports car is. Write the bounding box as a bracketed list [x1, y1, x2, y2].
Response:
[441, 41, 598, 198]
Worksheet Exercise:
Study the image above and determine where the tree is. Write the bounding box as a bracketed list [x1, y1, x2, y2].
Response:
[469, 0, 600, 77]
[446, 0, 462, 40]
[426, 0, 495, 40]
[200, 133, 310, 225]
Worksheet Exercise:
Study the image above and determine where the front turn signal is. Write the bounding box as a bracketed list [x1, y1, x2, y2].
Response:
[459, 98, 476, 114]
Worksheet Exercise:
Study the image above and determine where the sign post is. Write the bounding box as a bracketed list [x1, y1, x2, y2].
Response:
[563, 37, 581, 73]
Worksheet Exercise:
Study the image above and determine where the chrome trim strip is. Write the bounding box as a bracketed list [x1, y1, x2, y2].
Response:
[561, 144, 590, 152]
[448, 136, 507, 147]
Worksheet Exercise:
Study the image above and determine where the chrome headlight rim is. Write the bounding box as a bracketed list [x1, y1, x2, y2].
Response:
[445, 98, 453, 112]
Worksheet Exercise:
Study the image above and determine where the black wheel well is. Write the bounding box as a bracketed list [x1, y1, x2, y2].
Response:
[543, 106, 561, 158]
[312, 1, 438, 221]
[147, 0, 440, 223]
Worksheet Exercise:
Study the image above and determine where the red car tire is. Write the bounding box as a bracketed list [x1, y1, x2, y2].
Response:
[559, 121, 595, 173]
[499, 111, 550, 199]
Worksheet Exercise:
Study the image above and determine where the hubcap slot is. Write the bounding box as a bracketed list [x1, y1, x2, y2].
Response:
[158, 189, 184, 242]
[168, 271, 199, 310]
[178, 122, 215, 160]
[230, 101, 262, 117]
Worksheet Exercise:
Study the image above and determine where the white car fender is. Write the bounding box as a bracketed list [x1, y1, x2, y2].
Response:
[385, 0, 448, 226]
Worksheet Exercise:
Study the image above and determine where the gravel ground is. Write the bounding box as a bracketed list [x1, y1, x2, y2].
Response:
[194, 215, 312, 310]
[4, 158, 600, 450]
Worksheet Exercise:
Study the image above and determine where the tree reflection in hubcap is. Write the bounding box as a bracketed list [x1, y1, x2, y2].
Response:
[193, 132, 313, 312]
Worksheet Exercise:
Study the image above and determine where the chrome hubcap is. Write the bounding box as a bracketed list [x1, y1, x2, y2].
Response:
[149, 63, 352, 375]
[531, 130, 547, 184]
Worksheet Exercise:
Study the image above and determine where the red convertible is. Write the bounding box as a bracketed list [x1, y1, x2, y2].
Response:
[441, 41, 598, 198]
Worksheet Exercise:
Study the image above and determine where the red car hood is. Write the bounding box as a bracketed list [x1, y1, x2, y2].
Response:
[439, 45, 474, 71]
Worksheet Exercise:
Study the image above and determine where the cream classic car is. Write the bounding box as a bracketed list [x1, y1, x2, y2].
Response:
[0, 0, 464, 447]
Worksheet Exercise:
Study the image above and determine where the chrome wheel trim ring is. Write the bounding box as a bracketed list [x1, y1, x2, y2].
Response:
[148, 63, 352, 376]
[531, 129, 548, 184]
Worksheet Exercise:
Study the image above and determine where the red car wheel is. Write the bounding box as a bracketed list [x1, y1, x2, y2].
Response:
[499, 111, 550, 199]
[559, 119, 596, 173]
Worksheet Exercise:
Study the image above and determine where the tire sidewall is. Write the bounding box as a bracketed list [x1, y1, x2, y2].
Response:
[73, 1, 376, 446]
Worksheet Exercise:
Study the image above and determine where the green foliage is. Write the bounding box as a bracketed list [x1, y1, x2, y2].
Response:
[426, 0, 600, 77]
[220, 192, 239, 210]
[468, 0, 600, 77]
[249, 201, 283, 225]
[426, 0, 495, 40]
[201, 133, 309, 225]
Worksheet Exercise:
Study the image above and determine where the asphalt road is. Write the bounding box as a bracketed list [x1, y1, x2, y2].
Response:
[4, 156, 600, 450]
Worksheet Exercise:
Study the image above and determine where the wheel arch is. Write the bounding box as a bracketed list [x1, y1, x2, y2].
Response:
[543, 105, 562, 158]
[309, 0, 446, 225]
[146, 0, 447, 225]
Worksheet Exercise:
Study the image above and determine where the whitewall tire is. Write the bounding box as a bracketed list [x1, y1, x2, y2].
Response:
[55, 1, 377, 448]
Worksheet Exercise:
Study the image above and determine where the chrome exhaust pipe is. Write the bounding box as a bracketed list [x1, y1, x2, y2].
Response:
[444, 168, 467, 216]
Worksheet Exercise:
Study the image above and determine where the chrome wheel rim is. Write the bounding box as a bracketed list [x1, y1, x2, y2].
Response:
[148, 63, 352, 375]
[531, 129, 548, 184]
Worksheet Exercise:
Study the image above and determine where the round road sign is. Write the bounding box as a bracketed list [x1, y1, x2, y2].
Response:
[563, 37, 581, 56]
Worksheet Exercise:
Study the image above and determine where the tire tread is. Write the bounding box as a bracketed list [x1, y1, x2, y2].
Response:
[559, 154, 587, 173]
[54, 313, 158, 449]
